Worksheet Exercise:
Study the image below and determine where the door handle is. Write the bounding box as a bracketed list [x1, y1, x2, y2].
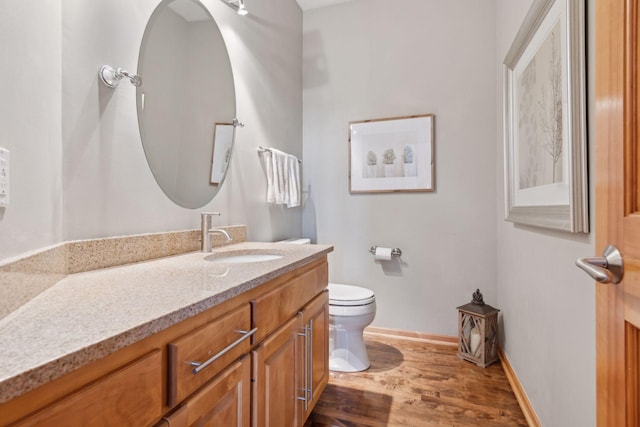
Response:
[575, 245, 623, 284]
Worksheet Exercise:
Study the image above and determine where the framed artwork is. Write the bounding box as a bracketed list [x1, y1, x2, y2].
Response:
[349, 114, 435, 193]
[210, 123, 234, 185]
[503, 0, 588, 233]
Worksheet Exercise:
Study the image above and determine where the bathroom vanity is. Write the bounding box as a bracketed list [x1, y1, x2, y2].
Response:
[0, 241, 332, 427]
[1, 0, 316, 423]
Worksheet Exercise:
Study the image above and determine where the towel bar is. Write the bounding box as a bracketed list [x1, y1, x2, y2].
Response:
[257, 146, 302, 163]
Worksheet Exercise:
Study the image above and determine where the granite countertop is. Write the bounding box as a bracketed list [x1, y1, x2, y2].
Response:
[0, 241, 333, 403]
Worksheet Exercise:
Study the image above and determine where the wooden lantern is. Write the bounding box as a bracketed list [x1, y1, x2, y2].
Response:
[457, 289, 499, 368]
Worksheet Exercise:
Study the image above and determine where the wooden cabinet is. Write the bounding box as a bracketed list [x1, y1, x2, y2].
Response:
[164, 259, 328, 427]
[298, 290, 329, 424]
[251, 317, 300, 427]
[17, 350, 162, 427]
[251, 290, 329, 427]
[3, 257, 329, 427]
[161, 355, 251, 427]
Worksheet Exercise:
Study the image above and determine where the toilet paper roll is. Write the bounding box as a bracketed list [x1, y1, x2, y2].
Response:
[374, 247, 393, 261]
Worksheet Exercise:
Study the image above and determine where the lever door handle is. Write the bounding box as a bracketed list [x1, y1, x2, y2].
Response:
[575, 245, 623, 284]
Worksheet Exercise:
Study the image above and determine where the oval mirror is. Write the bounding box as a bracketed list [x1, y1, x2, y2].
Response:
[137, 0, 236, 209]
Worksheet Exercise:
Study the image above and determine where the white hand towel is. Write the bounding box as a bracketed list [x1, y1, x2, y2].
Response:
[271, 148, 287, 204]
[263, 151, 276, 203]
[259, 148, 301, 208]
[287, 154, 301, 208]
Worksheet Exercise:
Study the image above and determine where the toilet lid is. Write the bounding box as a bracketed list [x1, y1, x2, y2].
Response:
[328, 283, 375, 306]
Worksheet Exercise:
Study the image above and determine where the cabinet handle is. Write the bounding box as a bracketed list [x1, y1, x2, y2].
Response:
[188, 328, 257, 374]
[308, 318, 314, 404]
[297, 325, 311, 409]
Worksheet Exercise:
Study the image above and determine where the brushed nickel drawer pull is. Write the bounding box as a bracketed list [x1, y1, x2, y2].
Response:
[189, 327, 257, 374]
[297, 325, 311, 407]
[308, 318, 314, 403]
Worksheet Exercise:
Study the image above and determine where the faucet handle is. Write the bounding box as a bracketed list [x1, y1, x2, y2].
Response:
[201, 212, 221, 226]
[201, 212, 221, 234]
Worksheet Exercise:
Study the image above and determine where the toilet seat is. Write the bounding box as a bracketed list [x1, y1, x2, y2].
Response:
[328, 283, 375, 306]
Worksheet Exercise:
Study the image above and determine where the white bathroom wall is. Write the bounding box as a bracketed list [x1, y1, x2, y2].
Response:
[0, 1, 63, 261]
[218, 0, 304, 242]
[302, 0, 497, 335]
[59, 0, 302, 243]
[495, 1, 596, 426]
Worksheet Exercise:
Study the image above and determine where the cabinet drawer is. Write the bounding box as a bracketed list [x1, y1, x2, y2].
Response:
[251, 261, 327, 343]
[168, 304, 252, 406]
[17, 350, 162, 427]
[160, 355, 251, 427]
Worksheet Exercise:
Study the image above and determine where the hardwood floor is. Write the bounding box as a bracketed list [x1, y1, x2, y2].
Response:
[306, 333, 528, 427]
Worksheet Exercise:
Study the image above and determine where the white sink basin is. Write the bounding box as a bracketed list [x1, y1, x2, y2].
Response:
[204, 253, 284, 264]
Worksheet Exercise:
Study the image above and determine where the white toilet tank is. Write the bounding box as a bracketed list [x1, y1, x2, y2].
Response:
[277, 238, 310, 244]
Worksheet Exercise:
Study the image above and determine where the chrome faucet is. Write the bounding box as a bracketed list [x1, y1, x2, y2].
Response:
[201, 212, 232, 252]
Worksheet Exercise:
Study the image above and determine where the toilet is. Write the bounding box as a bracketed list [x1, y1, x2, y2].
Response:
[278, 238, 377, 372]
[327, 282, 376, 372]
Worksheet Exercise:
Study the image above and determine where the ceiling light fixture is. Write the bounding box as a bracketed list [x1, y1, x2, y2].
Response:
[220, 0, 248, 16]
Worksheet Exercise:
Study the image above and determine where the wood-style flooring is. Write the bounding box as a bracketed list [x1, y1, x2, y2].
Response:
[306, 333, 527, 427]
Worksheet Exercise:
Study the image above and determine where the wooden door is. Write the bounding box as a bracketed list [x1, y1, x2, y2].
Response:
[252, 316, 299, 427]
[298, 291, 330, 425]
[162, 355, 251, 427]
[595, 0, 640, 424]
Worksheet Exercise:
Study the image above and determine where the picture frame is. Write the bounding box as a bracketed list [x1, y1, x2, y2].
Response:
[349, 114, 435, 193]
[503, 0, 587, 233]
[210, 123, 234, 185]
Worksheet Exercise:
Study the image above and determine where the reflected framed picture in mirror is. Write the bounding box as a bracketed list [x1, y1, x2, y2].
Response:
[210, 123, 234, 185]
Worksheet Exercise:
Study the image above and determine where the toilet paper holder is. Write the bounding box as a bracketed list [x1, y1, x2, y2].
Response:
[369, 246, 402, 257]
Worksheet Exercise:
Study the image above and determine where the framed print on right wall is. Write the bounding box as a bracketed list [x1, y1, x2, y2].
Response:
[503, 0, 588, 233]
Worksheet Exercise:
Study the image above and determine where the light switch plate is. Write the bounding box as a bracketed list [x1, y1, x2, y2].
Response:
[0, 148, 10, 206]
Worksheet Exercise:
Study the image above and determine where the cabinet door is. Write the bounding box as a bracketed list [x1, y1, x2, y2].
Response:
[18, 350, 162, 427]
[162, 355, 251, 427]
[298, 290, 329, 425]
[252, 316, 300, 427]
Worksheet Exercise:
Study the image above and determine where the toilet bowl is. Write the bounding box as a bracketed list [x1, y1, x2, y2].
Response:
[277, 239, 377, 372]
[328, 283, 376, 372]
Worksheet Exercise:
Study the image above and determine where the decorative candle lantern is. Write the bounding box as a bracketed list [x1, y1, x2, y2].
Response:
[457, 289, 499, 368]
